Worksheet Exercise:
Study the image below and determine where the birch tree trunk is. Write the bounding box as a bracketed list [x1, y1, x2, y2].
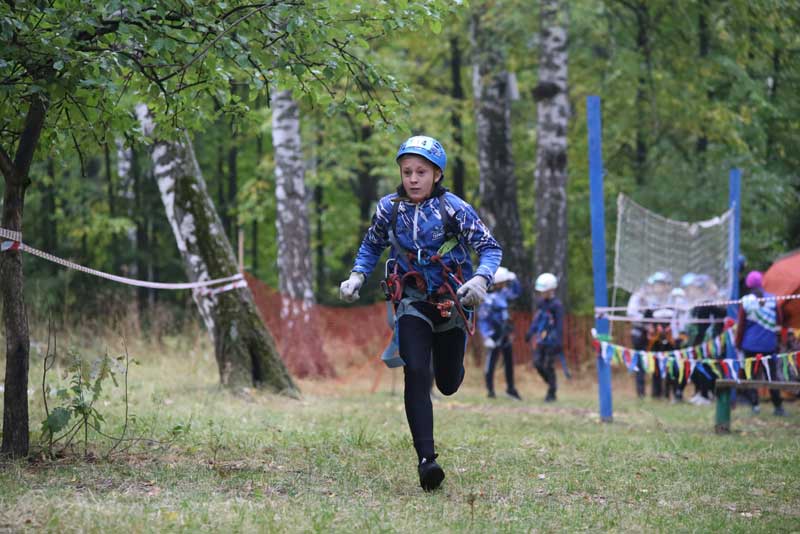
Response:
[135, 104, 297, 394]
[271, 90, 333, 378]
[533, 0, 570, 304]
[470, 7, 531, 302]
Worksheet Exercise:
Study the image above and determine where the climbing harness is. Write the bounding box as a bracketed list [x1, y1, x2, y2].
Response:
[382, 196, 476, 335]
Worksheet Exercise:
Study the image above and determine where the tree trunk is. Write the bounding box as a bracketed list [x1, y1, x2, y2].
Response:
[533, 0, 570, 305]
[696, 0, 710, 169]
[227, 114, 239, 245]
[115, 138, 138, 264]
[353, 125, 377, 236]
[135, 104, 297, 394]
[470, 7, 531, 303]
[271, 90, 333, 378]
[634, 2, 650, 186]
[314, 183, 325, 299]
[127, 142, 153, 318]
[1, 95, 47, 458]
[104, 143, 121, 272]
[449, 36, 466, 200]
[42, 158, 58, 274]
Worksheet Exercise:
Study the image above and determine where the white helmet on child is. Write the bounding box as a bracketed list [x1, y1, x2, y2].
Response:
[535, 272, 558, 292]
[493, 266, 516, 285]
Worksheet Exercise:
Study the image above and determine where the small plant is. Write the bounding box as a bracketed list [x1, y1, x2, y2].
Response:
[40, 346, 124, 457]
[37, 324, 192, 460]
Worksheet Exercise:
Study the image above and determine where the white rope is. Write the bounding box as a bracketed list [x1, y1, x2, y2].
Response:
[597, 315, 726, 324]
[197, 279, 248, 297]
[1, 226, 244, 291]
[596, 293, 800, 316]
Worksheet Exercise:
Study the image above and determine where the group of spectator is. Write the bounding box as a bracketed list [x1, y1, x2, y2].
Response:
[626, 265, 795, 416]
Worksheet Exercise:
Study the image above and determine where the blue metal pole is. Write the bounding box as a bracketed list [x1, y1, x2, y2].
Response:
[728, 168, 742, 309]
[587, 96, 613, 422]
[725, 169, 742, 379]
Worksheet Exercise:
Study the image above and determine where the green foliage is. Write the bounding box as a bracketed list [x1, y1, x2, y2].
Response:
[1, 0, 451, 155]
[40, 349, 122, 455]
[3, 0, 798, 318]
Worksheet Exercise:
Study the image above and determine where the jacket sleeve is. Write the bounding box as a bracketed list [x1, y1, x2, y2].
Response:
[525, 308, 539, 342]
[503, 278, 522, 300]
[735, 304, 745, 349]
[553, 300, 564, 347]
[352, 197, 392, 276]
[477, 303, 497, 339]
[777, 302, 786, 345]
[627, 292, 644, 319]
[450, 196, 502, 282]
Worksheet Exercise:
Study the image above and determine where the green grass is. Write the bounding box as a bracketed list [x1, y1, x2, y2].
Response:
[1, 331, 799, 533]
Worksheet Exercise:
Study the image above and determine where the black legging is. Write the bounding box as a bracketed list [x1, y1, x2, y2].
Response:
[632, 326, 649, 397]
[534, 345, 558, 397]
[690, 363, 716, 399]
[398, 302, 466, 462]
[485, 339, 515, 394]
[738, 350, 784, 409]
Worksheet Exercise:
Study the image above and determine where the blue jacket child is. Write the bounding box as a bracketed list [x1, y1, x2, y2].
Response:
[527, 296, 564, 349]
[478, 267, 522, 399]
[338, 135, 503, 492]
[478, 275, 521, 347]
[526, 273, 564, 401]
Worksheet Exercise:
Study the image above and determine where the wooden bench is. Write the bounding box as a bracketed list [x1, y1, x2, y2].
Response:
[715, 379, 800, 433]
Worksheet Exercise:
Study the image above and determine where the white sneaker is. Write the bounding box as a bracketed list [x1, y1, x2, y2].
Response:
[694, 396, 711, 406]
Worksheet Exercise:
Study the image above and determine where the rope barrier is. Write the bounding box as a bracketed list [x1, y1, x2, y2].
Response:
[598, 315, 725, 324]
[595, 293, 800, 319]
[0, 226, 244, 293]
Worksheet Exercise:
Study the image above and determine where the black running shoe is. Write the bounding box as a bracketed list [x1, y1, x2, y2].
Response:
[418, 455, 445, 491]
[506, 389, 522, 401]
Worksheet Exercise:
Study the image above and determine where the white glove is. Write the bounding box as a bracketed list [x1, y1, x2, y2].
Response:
[339, 272, 366, 303]
[457, 275, 488, 307]
[483, 337, 497, 349]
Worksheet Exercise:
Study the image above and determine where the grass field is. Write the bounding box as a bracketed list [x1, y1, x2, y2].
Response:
[1, 330, 799, 533]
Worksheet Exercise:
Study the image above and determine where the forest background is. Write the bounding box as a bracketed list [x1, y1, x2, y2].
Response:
[2, 4, 800, 526]
[2, 0, 798, 325]
[0, 0, 797, 379]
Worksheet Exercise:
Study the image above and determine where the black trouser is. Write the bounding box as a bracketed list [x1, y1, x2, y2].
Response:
[690, 363, 716, 398]
[650, 363, 665, 398]
[398, 303, 466, 462]
[632, 326, 649, 397]
[664, 359, 687, 401]
[534, 345, 558, 397]
[485, 338, 515, 394]
[738, 350, 784, 409]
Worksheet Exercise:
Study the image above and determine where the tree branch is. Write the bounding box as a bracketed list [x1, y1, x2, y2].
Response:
[158, 4, 273, 84]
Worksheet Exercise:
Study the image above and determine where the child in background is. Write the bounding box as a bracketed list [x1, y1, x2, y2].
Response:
[735, 271, 786, 416]
[478, 266, 522, 400]
[526, 273, 563, 402]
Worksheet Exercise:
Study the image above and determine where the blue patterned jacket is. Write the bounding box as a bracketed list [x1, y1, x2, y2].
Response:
[478, 279, 521, 341]
[352, 185, 502, 293]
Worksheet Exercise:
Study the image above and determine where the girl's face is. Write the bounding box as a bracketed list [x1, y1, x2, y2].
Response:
[399, 155, 441, 203]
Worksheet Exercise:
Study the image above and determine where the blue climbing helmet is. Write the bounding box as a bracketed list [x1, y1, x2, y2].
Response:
[396, 135, 447, 176]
